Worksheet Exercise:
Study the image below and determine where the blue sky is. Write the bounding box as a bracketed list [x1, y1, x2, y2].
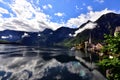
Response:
[0, 0, 120, 31]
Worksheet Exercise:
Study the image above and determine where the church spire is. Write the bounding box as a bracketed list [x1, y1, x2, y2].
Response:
[89, 31, 92, 44]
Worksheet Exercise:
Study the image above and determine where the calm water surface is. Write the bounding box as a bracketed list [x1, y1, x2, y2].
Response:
[0, 44, 95, 80]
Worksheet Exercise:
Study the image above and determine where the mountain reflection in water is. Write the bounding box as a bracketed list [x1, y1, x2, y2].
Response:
[0, 44, 94, 80]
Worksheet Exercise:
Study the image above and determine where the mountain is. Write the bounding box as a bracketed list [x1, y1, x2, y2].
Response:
[66, 13, 120, 46]
[42, 28, 53, 34]
[93, 12, 120, 39]
[0, 30, 24, 44]
[0, 27, 77, 46]
[29, 27, 77, 46]
[45, 27, 77, 44]
[0, 12, 120, 47]
[38, 27, 77, 46]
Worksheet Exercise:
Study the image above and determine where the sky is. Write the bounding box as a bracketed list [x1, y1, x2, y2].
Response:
[0, 0, 120, 32]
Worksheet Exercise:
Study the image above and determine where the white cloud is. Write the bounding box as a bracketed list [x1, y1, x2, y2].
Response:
[9, 0, 36, 19]
[87, 6, 93, 11]
[95, 0, 104, 3]
[0, 0, 118, 33]
[42, 5, 47, 9]
[54, 12, 64, 17]
[48, 4, 52, 9]
[0, 14, 2, 17]
[73, 22, 97, 36]
[42, 4, 52, 10]
[66, 16, 86, 28]
[36, 0, 40, 4]
[0, 0, 3, 2]
[0, 7, 9, 14]
[66, 8, 116, 28]
[75, 5, 79, 10]
[0, 0, 62, 32]
[87, 9, 116, 21]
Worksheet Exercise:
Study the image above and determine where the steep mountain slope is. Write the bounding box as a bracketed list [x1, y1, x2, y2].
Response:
[93, 12, 120, 39]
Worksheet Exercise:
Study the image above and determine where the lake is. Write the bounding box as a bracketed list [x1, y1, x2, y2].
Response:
[0, 44, 103, 80]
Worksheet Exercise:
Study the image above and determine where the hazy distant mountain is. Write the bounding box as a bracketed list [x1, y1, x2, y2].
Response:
[45, 27, 77, 44]
[0, 27, 77, 46]
[0, 30, 24, 43]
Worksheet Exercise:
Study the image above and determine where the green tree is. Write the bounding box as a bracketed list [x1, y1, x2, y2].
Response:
[98, 33, 120, 80]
